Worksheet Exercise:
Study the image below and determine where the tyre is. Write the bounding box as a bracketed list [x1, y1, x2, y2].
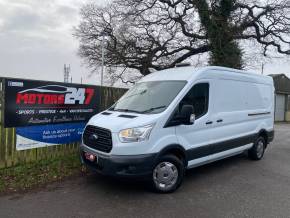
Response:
[151, 154, 185, 193]
[248, 136, 266, 160]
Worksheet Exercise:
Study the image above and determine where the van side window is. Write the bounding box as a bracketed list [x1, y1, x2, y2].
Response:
[179, 83, 209, 119]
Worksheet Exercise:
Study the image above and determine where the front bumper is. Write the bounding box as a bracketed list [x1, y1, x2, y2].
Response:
[80, 144, 157, 178]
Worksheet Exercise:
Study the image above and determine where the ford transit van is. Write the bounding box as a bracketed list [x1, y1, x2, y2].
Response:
[80, 66, 274, 193]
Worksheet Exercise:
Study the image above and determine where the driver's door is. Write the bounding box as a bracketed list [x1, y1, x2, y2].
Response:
[175, 80, 213, 167]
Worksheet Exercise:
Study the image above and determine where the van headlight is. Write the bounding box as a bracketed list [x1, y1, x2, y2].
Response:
[119, 124, 154, 143]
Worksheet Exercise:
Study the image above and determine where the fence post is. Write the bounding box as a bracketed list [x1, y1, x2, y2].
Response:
[0, 78, 5, 168]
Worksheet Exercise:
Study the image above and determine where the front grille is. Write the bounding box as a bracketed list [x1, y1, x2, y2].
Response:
[83, 125, 112, 153]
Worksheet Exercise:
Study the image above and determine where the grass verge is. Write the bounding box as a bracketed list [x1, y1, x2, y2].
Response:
[0, 154, 85, 195]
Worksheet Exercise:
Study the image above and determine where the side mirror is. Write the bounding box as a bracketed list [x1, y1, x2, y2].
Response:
[180, 104, 195, 125]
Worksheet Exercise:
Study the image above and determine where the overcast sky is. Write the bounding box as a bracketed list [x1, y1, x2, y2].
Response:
[0, 0, 289, 86]
[0, 0, 107, 85]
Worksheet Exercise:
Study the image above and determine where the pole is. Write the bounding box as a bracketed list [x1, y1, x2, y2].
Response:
[101, 33, 105, 86]
[261, 63, 264, 75]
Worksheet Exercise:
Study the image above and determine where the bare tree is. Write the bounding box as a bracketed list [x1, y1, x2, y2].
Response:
[74, 0, 290, 83]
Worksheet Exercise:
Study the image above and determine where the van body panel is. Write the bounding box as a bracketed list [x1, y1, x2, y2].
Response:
[187, 143, 253, 169]
[209, 73, 274, 150]
[175, 79, 214, 152]
[110, 125, 179, 155]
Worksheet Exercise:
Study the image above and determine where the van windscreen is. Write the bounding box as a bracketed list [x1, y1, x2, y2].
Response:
[109, 81, 186, 114]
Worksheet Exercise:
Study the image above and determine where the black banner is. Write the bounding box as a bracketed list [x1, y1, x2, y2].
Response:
[4, 79, 100, 128]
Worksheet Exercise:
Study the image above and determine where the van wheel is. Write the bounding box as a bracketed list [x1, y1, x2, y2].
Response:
[151, 154, 184, 193]
[248, 136, 266, 160]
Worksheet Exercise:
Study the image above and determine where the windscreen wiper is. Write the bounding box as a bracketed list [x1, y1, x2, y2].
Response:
[140, 106, 167, 114]
[113, 108, 142, 114]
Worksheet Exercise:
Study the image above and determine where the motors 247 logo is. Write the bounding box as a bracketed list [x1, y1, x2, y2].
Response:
[15, 85, 94, 105]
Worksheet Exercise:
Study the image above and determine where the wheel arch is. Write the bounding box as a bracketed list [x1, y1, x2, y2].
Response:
[155, 144, 188, 167]
[258, 129, 269, 146]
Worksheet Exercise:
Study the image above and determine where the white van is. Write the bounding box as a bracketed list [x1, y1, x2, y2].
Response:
[80, 66, 274, 193]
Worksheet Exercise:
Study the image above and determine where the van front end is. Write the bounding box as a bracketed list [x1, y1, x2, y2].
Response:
[79, 101, 184, 194]
[80, 124, 157, 178]
[80, 120, 160, 178]
[80, 145, 157, 178]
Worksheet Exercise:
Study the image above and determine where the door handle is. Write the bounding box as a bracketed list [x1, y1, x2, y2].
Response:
[217, 119, 223, 123]
[206, 121, 213, 125]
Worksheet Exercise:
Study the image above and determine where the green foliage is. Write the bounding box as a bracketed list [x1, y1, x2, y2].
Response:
[197, 0, 243, 69]
[219, 0, 235, 18]
[0, 154, 83, 194]
[208, 33, 243, 69]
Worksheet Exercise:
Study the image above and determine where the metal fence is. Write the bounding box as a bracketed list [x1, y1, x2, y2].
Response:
[0, 77, 126, 169]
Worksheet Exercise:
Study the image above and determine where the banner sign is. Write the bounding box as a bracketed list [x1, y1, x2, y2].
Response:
[4, 79, 100, 128]
[16, 122, 86, 150]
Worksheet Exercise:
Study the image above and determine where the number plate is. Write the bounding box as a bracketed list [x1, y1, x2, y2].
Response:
[84, 152, 98, 163]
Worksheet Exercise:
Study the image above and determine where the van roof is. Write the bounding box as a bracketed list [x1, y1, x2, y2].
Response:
[139, 66, 197, 82]
[138, 66, 273, 85]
